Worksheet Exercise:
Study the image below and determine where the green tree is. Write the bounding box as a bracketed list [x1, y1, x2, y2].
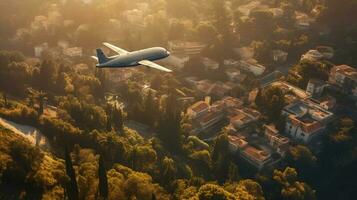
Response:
[151, 193, 157, 200]
[196, 22, 217, 44]
[105, 104, 113, 132]
[95, 69, 108, 99]
[37, 59, 57, 91]
[161, 156, 177, 187]
[150, 74, 163, 90]
[211, 133, 232, 183]
[143, 90, 158, 127]
[255, 86, 286, 125]
[273, 167, 316, 200]
[27, 88, 47, 116]
[112, 106, 124, 132]
[65, 147, 79, 200]
[285, 145, 317, 182]
[98, 154, 108, 200]
[211, 0, 235, 60]
[2, 92, 7, 107]
[156, 89, 182, 153]
[234, 179, 265, 200]
[0, 61, 31, 97]
[197, 183, 234, 200]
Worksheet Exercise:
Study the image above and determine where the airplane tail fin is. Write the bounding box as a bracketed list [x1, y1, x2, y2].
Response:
[96, 48, 109, 64]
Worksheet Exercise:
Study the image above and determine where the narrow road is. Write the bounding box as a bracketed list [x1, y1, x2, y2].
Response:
[0, 117, 49, 148]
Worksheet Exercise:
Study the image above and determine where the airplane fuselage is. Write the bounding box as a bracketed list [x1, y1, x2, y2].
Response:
[97, 47, 170, 68]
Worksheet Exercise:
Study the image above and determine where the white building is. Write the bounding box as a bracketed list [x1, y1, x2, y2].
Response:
[229, 108, 261, 130]
[272, 50, 288, 63]
[202, 57, 219, 70]
[225, 68, 247, 83]
[264, 124, 290, 156]
[239, 59, 266, 76]
[163, 54, 189, 69]
[63, 47, 83, 57]
[283, 100, 333, 143]
[168, 40, 206, 55]
[240, 145, 272, 170]
[224, 59, 240, 67]
[34, 43, 49, 57]
[306, 79, 326, 97]
[329, 65, 357, 93]
[294, 11, 315, 30]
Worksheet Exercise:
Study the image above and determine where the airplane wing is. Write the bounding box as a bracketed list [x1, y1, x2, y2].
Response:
[103, 42, 129, 55]
[138, 60, 172, 72]
[91, 56, 98, 61]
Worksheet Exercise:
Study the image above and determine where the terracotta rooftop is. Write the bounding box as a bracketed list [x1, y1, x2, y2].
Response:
[197, 111, 222, 125]
[334, 65, 357, 80]
[242, 145, 271, 162]
[189, 101, 209, 113]
[289, 114, 324, 134]
[228, 135, 248, 148]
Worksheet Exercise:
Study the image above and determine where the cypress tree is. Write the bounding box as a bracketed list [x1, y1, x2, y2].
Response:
[156, 89, 182, 153]
[64, 147, 79, 200]
[113, 106, 124, 132]
[3, 93, 7, 106]
[151, 193, 157, 200]
[211, 133, 231, 184]
[98, 154, 109, 199]
[106, 104, 113, 132]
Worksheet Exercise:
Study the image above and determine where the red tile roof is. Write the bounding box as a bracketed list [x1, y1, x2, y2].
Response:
[242, 146, 271, 162]
[189, 101, 209, 113]
[289, 115, 324, 134]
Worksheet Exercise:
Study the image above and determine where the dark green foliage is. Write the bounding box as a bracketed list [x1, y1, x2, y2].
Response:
[105, 104, 113, 132]
[0, 127, 67, 199]
[160, 156, 177, 187]
[151, 193, 157, 200]
[27, 88, 47, 116]
[37, 59, 57, 91]
[65, 147, 79, 200]
[112, 106, 124, 132]
[196, 22, 218, 44]
[143, 91, 158, 127]
[319, 0, 357, 65]
[0, 59, 32, 97]
[0, 50, 25, 68]
[60, 96, 107, 131]
[98, 154, 108, 199]
[273, 167, 316, 200]
[255, 86, 286, 125]
[211, 133, 233, 184]
[284, 145, 317, 183]
[1, 1, 355, 200]
[156, 90, 182, 153]
[3, 93, 7, 106]
[211, 0, 235, 60]
[289, 60, 331, 89]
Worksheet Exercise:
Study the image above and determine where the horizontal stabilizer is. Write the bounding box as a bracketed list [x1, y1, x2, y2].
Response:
[91, 56, 98, 61]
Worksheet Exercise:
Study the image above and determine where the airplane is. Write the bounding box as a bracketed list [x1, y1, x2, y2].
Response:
[92, 42, 172, 72]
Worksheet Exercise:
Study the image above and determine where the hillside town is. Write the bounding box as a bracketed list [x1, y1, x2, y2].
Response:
[0, 0, 357, 200]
